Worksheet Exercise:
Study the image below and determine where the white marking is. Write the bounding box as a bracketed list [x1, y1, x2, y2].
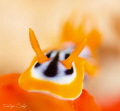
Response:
[59, 48, 73, 60]
[79, 46, 92, 58]
[31, 62, 76, 85]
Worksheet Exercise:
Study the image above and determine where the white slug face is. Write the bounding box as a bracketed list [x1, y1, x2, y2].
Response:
[31, 46, 91, 84]
[31, 50, 76, 85]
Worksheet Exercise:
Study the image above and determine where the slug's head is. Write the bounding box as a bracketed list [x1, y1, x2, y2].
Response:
[19, 29, 87, 100]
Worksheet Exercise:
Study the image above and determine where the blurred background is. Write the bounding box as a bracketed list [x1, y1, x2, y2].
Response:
[0, 0, 120, 108]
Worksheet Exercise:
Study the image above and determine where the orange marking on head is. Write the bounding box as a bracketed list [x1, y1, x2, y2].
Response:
[29, 28, 49, 63]
[61, 38, 87, 69]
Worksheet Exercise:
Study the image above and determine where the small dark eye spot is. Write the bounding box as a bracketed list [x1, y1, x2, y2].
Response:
[65, 54, 70, 59]
[65, 67, 73, 75]
[46, 51, 53, 58]
[35, 62, 41, 68]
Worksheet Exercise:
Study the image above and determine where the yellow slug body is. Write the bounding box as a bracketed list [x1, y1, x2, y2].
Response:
[19, 56, 84, 100]
[19, 18, 101, 100]
[19, 29, 86, 100]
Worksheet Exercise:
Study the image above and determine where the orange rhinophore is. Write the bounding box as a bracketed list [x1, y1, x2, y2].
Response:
[61, 17, 101, 76]
[0, 19, 101, 111]
[29, 28, 49, 63]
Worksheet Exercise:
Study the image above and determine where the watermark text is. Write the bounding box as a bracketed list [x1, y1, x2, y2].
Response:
[2, 103, 27, 109]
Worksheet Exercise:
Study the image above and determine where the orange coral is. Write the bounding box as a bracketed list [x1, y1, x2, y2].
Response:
[0, 74, 100, 111]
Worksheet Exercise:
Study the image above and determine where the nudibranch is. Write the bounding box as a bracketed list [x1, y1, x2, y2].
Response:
[18, 28, 87, 100]
[0, 28, 101, 111]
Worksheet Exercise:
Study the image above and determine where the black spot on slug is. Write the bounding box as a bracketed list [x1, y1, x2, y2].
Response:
[46, 51, 53, 58]
[65, 54, 70, 59]
[44, 52, 59, 77]
[35, 62, 41, 68]
[65, 67, 73, 75]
